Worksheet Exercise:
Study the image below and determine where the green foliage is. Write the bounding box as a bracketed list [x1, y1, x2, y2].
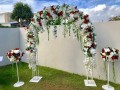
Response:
[109, 16, 120, 21]
[11, 2, 33, 26]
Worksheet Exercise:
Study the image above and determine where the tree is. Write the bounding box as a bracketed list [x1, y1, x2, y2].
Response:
[11, 2, 33, 27]
[109, 16, 120, 21]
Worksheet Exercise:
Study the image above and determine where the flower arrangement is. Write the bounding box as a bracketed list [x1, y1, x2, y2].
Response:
[101, 47, 119, 62]
[25, 4, 97, 75]
[100, 47, 119, 82]
[25, 4, 97, 57]
[7, 48, 24, 62]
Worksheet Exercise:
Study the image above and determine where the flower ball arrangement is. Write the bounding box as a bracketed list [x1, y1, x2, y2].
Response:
[101, 47, 119, 62]
[7, 48, 24, 62]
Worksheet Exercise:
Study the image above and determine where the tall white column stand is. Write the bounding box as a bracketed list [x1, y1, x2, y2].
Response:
[102, 61, 114, 90]
[13, 61, 24, 87]
[29, 48, 42, 83]
[84, 57, 96, 86]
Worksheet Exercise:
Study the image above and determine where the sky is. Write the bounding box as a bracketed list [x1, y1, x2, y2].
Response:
[0, 0, 120, 22]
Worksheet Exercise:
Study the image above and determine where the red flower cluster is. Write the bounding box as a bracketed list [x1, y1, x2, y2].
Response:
[58, 11, 63, 16]
[46, 12, 52, 18]
[86, 27, 92, 32]
[7, 48, 24, 62]
[39, 11, 43, 16]
[28, 34, 34, 38]
[51, 6, 55, 11]
[101, 47, 119, 61]
[83, 14, 89, 24]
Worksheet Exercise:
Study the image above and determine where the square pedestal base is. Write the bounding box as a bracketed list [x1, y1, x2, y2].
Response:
[30, 76, 42, 83]
[102, 85, 114, 90]
[84, 80, 96, 87]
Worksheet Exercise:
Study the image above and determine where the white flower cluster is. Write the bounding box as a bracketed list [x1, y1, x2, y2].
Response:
[101, 47, 119, 62]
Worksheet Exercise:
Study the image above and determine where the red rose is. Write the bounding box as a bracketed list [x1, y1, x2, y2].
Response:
[111, 56, 115, 60]
[30, 42, 33, 45]
[7, 51, 12, 58]
[22, 52, 24, 56]
[91, 43, 96, 48]
[114, 56, 118, 59]
[39, 11, 43, 16]
[102, 55, 106, 59]
[46, 12, 52, 18]
[102, 49, 105, 53]
[83, 19, 89, 24]
[37, 20, 42, 26]
[28, 35, 33, 38]
[30, 50, 33, 53]
[51, 6, 55, 11]
[106, 52, 110, 55]
[26, 26, 29, 29]
[58, 11, 63, 16]
[88, 33, 92, 39]
[86, 27, 92, 32]
[14, 48, 19, 50]
[83, 14, 89, 20]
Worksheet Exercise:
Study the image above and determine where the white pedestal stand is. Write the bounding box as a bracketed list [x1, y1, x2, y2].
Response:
[84, 57, 96, 87]
[102, 61, 114, 90]
[84, 69, 96, 86]
[29, 48, 42, 83]
[14, 62, 24, 87]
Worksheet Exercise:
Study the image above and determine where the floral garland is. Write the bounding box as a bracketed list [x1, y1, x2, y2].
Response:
[6, 48, 24, 62]
[101, 47, 119, 82]
[25, 4, 97, 72]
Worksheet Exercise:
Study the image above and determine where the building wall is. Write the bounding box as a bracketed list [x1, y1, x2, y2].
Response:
[0, 28, 20, 66]
[0, 14, 5, 23]
[0, 12, 12, 23]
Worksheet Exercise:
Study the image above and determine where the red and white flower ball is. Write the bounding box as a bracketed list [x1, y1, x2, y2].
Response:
[101, 47, 119, 62]
[7, 48, 24, 62]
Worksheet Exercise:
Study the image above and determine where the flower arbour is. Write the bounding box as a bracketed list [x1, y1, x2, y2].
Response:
[25, 4, 97, 73]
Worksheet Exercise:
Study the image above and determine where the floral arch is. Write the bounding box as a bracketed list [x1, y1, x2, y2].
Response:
[25, 4, 97, 78]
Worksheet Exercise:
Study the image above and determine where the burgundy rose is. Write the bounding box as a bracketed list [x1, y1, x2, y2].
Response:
[86, 27, 92, 32]
[28, 35, 33, 38]
[106, 52, 110, 55]
[51, 6, 55, 11]
[102, 49, 105, 53]
[83, 14, 89, 20]
[58, 11, 63, 16]
[14, 48, 19, 50]
[88, 33, 92, 39]
[39, 11, 43, 16]
[46, 12, 52, 18]
[102, 55, 106, 59]
[22, 52, 24, 56]
[83, 19, 89, 24]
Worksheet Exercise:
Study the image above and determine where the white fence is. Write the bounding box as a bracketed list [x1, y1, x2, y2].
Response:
[0, 21, 120, 84]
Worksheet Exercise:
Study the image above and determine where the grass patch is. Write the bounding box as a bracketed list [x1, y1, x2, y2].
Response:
[0, 62, 120, 90]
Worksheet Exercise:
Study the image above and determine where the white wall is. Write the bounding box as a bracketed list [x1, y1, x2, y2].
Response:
[0, 28, 20, 66]
[0, 21, 120, 83]
[19, 21, 120, 84]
